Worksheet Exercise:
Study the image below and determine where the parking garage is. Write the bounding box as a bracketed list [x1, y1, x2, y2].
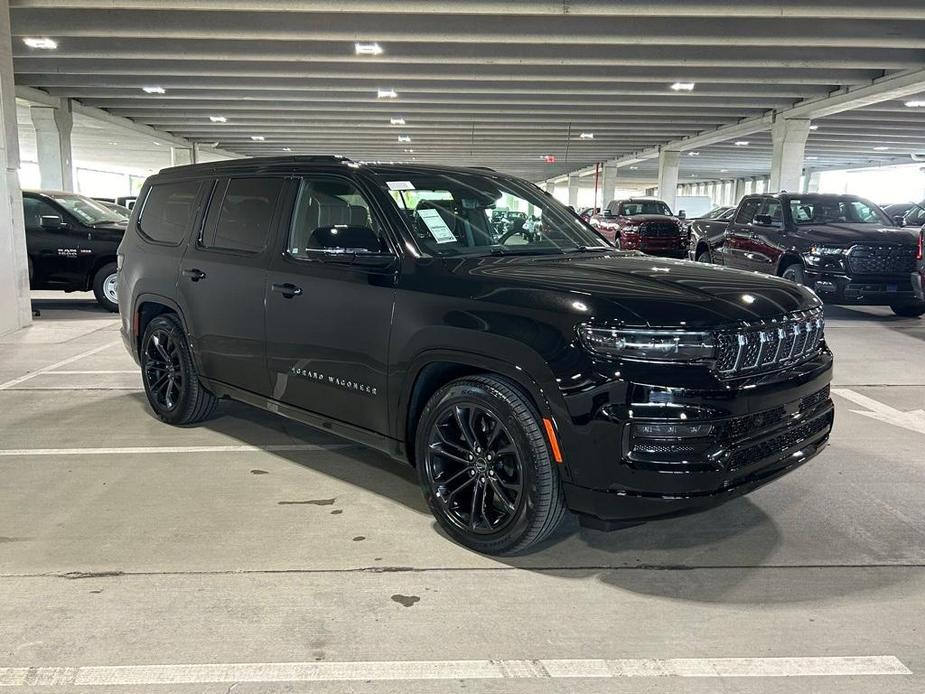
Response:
[1, 2, 925, 692]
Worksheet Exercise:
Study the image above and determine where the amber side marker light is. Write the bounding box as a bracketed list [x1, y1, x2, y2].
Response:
[542, 418, 564, 463]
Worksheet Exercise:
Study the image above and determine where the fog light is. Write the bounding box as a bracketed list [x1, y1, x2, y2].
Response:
[634, 423, 713, 438]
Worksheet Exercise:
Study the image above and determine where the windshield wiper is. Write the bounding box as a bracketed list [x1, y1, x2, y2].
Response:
[564, 245, 610, 253]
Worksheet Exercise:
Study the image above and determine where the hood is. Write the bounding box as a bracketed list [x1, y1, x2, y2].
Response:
[794, 223, 918, 246]
[624, 214, 679, 225]
[448, 252, 819, 328]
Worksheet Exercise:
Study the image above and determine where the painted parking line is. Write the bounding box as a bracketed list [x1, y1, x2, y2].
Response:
[45, 370, 138, 375]
[0, 342, 121, 391]
[0, 444, 353, 457]
[0, 656, 911, 686]
[833, 388, 925, 435]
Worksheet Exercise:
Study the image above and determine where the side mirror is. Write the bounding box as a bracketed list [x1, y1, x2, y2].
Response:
[40, 214, 66, 230]
[678, 210, 687, 220]
[893, 215, 906, 227]
[602, 208, 614, 218]
[753, 214, 780, 227]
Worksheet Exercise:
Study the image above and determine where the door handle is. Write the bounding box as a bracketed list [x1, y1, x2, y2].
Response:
[272, 282, 303, 298]
[181, 268, 206, 282]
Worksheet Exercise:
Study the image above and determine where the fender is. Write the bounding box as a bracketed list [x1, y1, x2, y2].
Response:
[776, 250, 804, 275]
[130, 293, 203, 372]
[394, 342, 575, 480]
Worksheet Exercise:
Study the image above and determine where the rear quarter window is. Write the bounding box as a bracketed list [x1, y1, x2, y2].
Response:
[136, 180, 204, 246]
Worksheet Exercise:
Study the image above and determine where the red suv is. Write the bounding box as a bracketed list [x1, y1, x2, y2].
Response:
[589, 198, 688, 258]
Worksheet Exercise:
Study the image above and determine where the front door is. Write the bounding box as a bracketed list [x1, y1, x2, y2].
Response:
[23, 196, 90, 288]
[265, 175, 399, 435]
[722, 197, 763, 269]
[178, 176, 287, 396]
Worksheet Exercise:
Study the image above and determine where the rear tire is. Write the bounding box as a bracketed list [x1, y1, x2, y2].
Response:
[140, 313, 217, 425]
[92, 262, 119, 312]
[416, 375, 566, 555]
[891, 304, 925, 318]
[781, 263, 806, 285]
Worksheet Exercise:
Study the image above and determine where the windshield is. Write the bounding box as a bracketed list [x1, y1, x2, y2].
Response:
[379, 171, 610, 256]
[789, 198, 891, 226]
[48, 193, 127, 225]
[620, 201, 672, 216]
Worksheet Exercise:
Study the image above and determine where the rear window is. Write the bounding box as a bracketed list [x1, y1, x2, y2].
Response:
[137, 180, 203, 245]
[201, 177, 284, 254]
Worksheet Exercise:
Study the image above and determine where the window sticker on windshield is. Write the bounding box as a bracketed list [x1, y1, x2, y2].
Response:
[386, 181, 416, 191]
[417, 208, 457, 243]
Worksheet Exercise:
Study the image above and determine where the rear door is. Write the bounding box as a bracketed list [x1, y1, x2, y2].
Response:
[178, 176, 287, 396]
[264, 175, 398, 435]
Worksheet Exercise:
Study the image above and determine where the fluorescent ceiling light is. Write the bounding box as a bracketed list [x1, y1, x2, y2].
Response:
[629, 166, 639, 170]
[904, 100, 925, 108]
[806, 156, 819, 160]
[142, 86, 166, 94]
[734, 141, 749, 146]
[809, 124, 819, 130]
[579, 133, 594, 140]
[403, 148, 415, 153]
[250, 135, 265, 141]
[282, 147, 292, 152]
[688, 151, 700, 157]
[670, 82, 695, 91]
[23, 37, 57, 49]
[397, 135, 411, 143]
[873, 146, 890, 151]
[355, 42, 383, 56]
[721, 169, 729, 173]
[377, 89, 398, 99]
[209, 116, 227, 123]
[390, 117, 406, 125]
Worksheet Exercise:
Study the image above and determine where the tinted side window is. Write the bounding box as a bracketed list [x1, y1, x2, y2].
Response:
[760, 199, 783, 223]
[288, 178, 387, 258]
[137, 181, 203, 245]
[201, 177, 284, 254]
[734, 198, 762, 225]
[22, 197, 59, 229]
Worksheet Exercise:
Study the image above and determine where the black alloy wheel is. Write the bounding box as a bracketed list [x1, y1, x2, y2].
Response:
[416, 375, 566, 555]
[140, 313, 217, 425]
[425, 402, 523, 535]
[143, 326, 183, 412]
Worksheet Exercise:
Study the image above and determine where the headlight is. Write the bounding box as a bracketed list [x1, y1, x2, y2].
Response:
[579, 326, 715, 362]
[810, 245, 848, 256]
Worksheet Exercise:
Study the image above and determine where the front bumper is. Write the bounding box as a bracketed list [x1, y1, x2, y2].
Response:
[804, 267, 920, 306]
[558, 352, 833, 523]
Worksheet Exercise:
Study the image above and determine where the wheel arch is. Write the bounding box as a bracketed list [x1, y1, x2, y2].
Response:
[132, 294, 192, 361]
[777, 252, 804, 276]
[398, 349, 559, 469]
[87, 254, 118, 291]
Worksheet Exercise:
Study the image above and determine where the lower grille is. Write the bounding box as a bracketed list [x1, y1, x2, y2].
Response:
[847, 245, 916, 275]
[727, 408, 833, 471]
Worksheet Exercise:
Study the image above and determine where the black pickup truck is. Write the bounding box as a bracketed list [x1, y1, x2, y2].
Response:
[690, 192, 925, 317]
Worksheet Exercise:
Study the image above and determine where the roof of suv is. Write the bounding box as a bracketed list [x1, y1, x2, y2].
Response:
[156, 156, 505, 181]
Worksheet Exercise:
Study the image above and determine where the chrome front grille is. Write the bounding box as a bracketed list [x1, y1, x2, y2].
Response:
[715, 309, 825, 378]
[846, 245, 917, 275]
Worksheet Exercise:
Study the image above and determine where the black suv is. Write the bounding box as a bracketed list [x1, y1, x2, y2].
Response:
[24, 190, 128, 311]
[692, 193, 925, 317]
[119, 157, 834, 555]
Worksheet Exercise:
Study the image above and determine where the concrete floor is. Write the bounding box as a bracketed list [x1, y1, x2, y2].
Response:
[1, 291, 924, 693]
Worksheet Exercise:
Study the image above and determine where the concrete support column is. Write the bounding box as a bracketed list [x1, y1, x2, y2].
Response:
[734, 178, 747, 204]
[567, 173, 580, 208]
[31, 100, 73, 191]
[0, 0, 31, 335]
[171, 146, 193, 167]
[806, 170, 822, 194]
[600, 165, 618, 206]
[657, 150, 680, 211]
[769, 118, 811, 194]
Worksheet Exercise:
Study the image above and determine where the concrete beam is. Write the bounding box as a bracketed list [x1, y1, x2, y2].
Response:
[567, 173, 580, 208]
[781, 67, 925, 120]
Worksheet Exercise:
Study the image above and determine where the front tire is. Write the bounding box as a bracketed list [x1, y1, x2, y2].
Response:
[782, 264, 806, 285]
[416, 375, 566, 555]
[891, 304, 925, 318]
[696, 249, 712, 264]
[140, 313, 217, 425]
[92, 262, 119, 312]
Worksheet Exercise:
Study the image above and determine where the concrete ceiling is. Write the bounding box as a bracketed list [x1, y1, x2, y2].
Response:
[9, 0, 925, 182]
